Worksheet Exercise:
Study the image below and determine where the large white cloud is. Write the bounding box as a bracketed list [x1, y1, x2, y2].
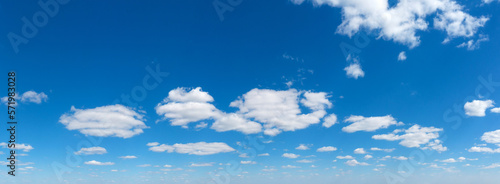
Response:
[482, 130, 500, 144]
[464, 100, 494, 117]
[372, 124, 446, 152]
[147, 142, 235, 155]
[342, 115, 402, 133]
[292, 0, 488, 48]
[59, 104, 148, 138]
[157, 87, 334, 136]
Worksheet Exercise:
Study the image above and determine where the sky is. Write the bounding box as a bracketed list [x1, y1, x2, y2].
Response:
[1, 0, 500, 183]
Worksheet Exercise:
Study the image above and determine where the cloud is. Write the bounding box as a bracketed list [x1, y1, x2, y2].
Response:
[372, 124, 446, 152]
[2, 91, 48, 105]
[258, 153, 270, 156]
[59, 104, 148, 138]
[241, 161, 256, 164]
[282, 165, 300, 169]
[119, 156, 137, 159]
[297, 159, 313, 163]
[464, 100, 494, 117]
[344, 63, 364, 79]
[156, 87, 333, 136]
[484, 163, 500, 169]
[296, 144, 310, 150]
[393, 156, 408, 160]
[84, 160, 114, 166]
[370, 147, 395, 152]
[0, 143, 34, 152]
[282, 153, 300, 159]
[481, 130, 500, 144]
[74, 147, 107, 155]
[146, 142, 159, 146]
[440, 158, 457, 163]
[468, 146, 500, 153]
[322, 114, 338, 128]
[317, 146, 337, 152]
[190, 163, 214, 167]
[354, 148, 367, 154]
[343, 115, 402, 133]
[398, 51, 407, 61]
[345, 159, 369, 166]
[364, 155, 373, 160]
[337, 155, 354, 160]
[137, 164, 151, 167]
[457, 35, 489, 50]
[292, 0, 488, 48]
[491, 107, 500, 113]
[147, 142, 235, 155]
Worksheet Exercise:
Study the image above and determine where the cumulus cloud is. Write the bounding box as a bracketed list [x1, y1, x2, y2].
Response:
[464, 100, 494, 117]
[296, 144, 310, 150]
[345, 159, 369, 166]
[482, 130, 500, 144]
[457, 35, 489, 50]
[337, 155, 355, 160]
[156, 87, 334, 136]
[190, 163, 214, 167]
[354, 148, 367, 154]
[317, 146, 337, 152]
[491, 108, 500, 113]
[282, 165, 300, 169]
[398, 51, 407, 61]
[241, 161, 257, 164]
[372, 124, 446, 152]
[282, 153, 300, 159]
[84, 160, 114, 166]
[344, 63, 365, 79]
[59, 104, 148, 138]
[370, 147, 395, 152]
[147, 142, 235, 155]
[119, 155, 137, 159]
[74, 147, 107, 155]
[468, 146, 500, 153]
[322, 114, 338, 128]
[292, 0, 488, 48]
[0, 143, 34, 152]
[1, 91, 48, 105]
[364, 155, 373, 159]
[343, 115, 402, 133]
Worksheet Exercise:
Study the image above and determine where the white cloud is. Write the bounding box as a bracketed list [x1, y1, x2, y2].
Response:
[393, 156, 408, 160]
[345, 159, 369, 166]
[59, 104, 148, 138]
[20, 91, 48, 104]
[344, 63, 364, 79]
[317, 146, 337, 152]
[282, 153, 300, 159]
[84, 160, 114, 166]
[146, 142, 159, 146]
[337, 155, 354, 160]
[468, 146, 500, 153]
[440, 158, 457, 163]
[364, 155, 373, 160]
[241, 161, 256, 164]
[297, 159, 314, 163]
[464, 100, 494, 117]
[258, 153, 270, 156]
[343, 115, 402, 133]
[370, 147, 395, 152]
[322, 114, 338, 128]
[292, 0, 488, 48]
[147, 142, 235, 155]
[481, 129, 500, 144]
[190, 163, 214, 167]
[0, 143, 34, 152]
[282, 165, 300, 169]
[74, 147, 107, 155]
[398, 51, 407, 61]
[296, 144, 310, 150]
[156, 87, 333, 136]
[354, 148, 367, 154]
[137, 164, 151, 167]
[457, 35, 489, 50]
[372, 124, 446, 152]
[484, 163, 500, 169]
[491, 107, 500, 113]
[119, 155, 137, 159]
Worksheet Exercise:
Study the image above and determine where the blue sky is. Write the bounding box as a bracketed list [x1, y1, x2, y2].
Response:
[1, 0, 500, 183]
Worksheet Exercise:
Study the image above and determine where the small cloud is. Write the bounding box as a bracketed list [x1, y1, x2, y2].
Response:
[344, 63, 365, 79]
[398, 51, 407, 61]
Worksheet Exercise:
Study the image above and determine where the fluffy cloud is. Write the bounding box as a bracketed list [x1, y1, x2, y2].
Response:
[337, 155, 355, 160]
[59, 104, 148, 138]
[84, 160, 114, 166]
[370, 147, 395, 152]
[1, 91, 48, 105]
[457, 35, 489, 50]
[393, 156, 409, 160]
[491, 107, 500, 113]
[292, 0, 488, 48]
[317, 146, 337, 152]
[296, 144, 310, 150]
[344, 63, 365, 79]
[322, 114, 338, 128]
[354, 148, 367, 154]
[282, 165, 300, 169]
[464, 100, 494, 117]
[372, 125, 446, 152]
[156, 87, 334, 136]
[119, 156, 137, 159]
[190, 163, 214, 167]
[343, 115, 402, 133]
[468, 146, 500, 153]
[0, 143, 34, 152]
[74, 147, 107, 155]
[398, 51, 407, 61]
[364, 155, 373, 159]
[481, 130, 500, 144]
[147, 142, 235, 155]
[345, 159, 369, 166]
[241, 161, 257, 164]
[282, 153, 300, 159]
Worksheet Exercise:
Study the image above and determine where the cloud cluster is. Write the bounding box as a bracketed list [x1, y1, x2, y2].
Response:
[59, 104, 148, 138]
[156, 87, 335, 136]
[343, 115, 403, 133]
[464, 100, 494, 117]
[1, 91, 48, 105]
[147, 142, 235, 155]
[372, 125, 447, 152]
[468, 129, 500, 153]
[292, 0, 488, 48]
